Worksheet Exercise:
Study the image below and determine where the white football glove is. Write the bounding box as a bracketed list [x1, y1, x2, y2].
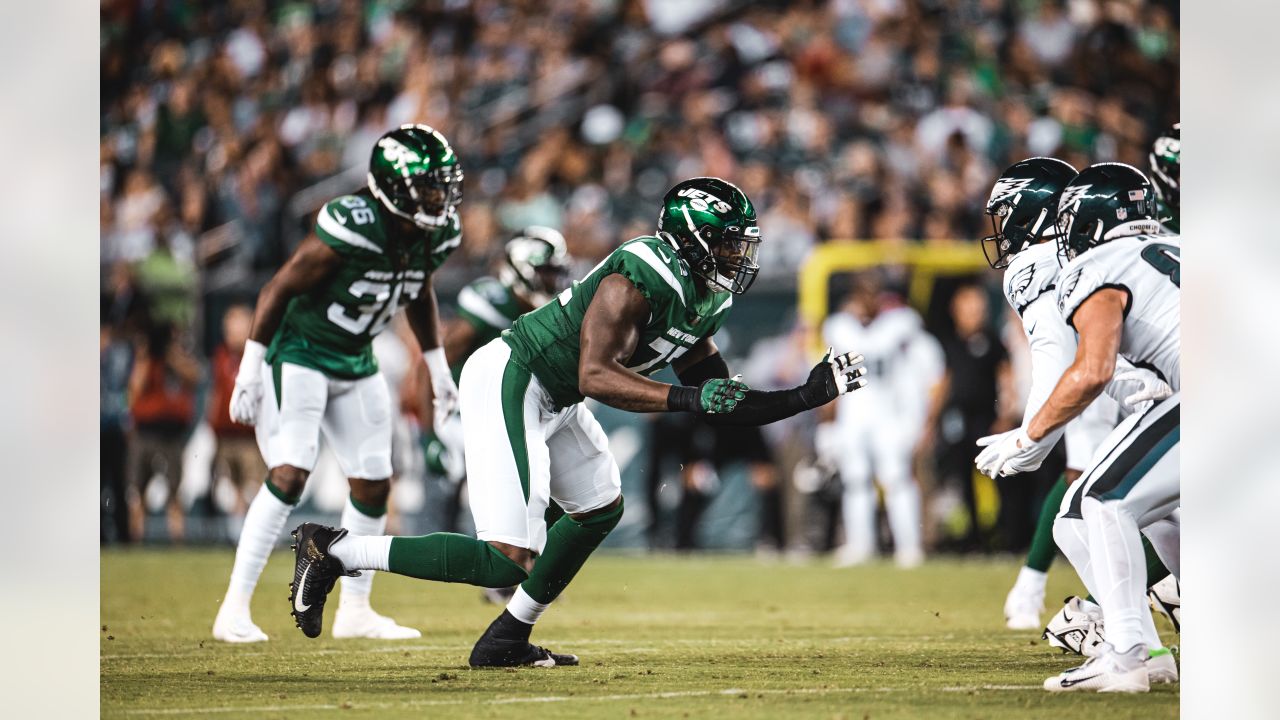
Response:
[1110, 368, 1173, 412]
[974, 427, 1053, 479]
[228, 339, 268, 426]
[823, 347, 868, 397]
[423, 347, 460, 430]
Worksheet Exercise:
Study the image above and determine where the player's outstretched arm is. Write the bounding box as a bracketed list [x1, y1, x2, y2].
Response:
[685, 348, 867, 427]
[228, 235, 340, 426]
[578, 274, 687, 412]
[975, 288, 1127, 478]
[1026, 288, 1128, 441]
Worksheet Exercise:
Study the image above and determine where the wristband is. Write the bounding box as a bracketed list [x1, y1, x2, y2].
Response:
[422, 347, 450, 385]
[238, 339, 268, 380]
[666, 385, 700, 413]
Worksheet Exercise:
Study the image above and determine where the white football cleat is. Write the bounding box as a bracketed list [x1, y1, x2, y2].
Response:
[1004, 584, 1045, 630]
[212, 602, 268, 643]
[1148, 575, 1181, 633]
[1044, 643, 1149, 693]
[1145, 648, 1179, 684]
[832, 544, 873, 568]
[1043, 596, 1106, 656]
[331, 603, 422, 640]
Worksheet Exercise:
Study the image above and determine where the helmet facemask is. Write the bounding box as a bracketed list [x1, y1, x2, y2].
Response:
[378, 165, 463, 229]
[689, 223, 761, 295]
[981, 195, 1056, 269]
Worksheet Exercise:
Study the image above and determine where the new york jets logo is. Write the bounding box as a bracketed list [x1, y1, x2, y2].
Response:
[677, 187, 732, 214]
[988, 176, 1032, 204]
[378, 137, 421, 170]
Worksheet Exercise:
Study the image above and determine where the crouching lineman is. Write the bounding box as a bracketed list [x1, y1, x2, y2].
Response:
[286, 178, 868, 666]
[977, 158, 1178, 680]
[211, 125, 465, 642]
[426, 226, 573, 600]
[977, 163, 1180, 692]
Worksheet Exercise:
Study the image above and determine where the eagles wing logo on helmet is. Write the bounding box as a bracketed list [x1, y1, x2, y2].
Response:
[1058, 184, 1093, 211]
[989, 177, 1033, 205]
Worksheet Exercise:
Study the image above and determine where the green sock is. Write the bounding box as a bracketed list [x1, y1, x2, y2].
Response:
[1084, 536, 1173, 605]
[522, 498, 624, 604]
[1143, 535, 1171, 586]
[387, 533, 528, 588]
[1025, 475, 1069, 572]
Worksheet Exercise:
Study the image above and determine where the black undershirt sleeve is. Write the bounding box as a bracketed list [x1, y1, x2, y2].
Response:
[669, 353, 836, 426]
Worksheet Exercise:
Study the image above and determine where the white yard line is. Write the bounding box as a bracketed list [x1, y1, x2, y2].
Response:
[121, 685, 1043, 716]
[102, 635, 952, 661]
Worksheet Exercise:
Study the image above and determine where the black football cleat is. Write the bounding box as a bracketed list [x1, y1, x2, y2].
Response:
[468, 610, 579, 668]
[289, 523, 359, 639]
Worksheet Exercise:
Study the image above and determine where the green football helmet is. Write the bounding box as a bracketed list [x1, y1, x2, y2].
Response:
[500, 226, 571, 306]
[656, 177, 761, 295]
[981, 157, 1079, 268]
[1149, 122, 1180, 219]
[1056, 163, 1162, 261]
[367, 124, 463, 229]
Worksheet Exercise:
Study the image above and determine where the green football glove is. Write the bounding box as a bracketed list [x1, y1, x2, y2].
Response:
[698, 376, 750, 414]
[422, 431, 450, 476]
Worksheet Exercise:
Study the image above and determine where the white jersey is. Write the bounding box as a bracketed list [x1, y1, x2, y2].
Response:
[1056, 235, 1181, 391]
[823, 305, 944, 444]
[1002, 242, 1133, 468]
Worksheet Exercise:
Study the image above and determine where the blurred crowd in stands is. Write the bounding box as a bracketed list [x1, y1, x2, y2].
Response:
[100, 0, 1177, 555]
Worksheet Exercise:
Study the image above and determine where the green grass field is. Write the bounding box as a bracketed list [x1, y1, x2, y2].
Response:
[101, 549, 1177, 718]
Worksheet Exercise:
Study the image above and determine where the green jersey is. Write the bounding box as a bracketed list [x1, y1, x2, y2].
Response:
[503, 235, 734, 408]
[268, 192, 461, 378]
[452, 276, 525, 380]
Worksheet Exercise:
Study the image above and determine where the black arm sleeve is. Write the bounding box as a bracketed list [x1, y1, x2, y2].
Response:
[704, 387, 816, 426]
[669, 352, 838, 425]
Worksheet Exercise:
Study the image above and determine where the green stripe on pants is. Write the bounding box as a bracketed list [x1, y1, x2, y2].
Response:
[500, 360, 533, 503]
[1098, 426, 1180, 501]
[272, 359, 284, 410]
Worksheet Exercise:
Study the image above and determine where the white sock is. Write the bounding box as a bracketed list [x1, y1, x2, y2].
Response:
[1014, 566, 1048, 595]
[1083, 496, 1148, 652]
[506, 586, 550, 625]
[840, 476, 875, 558]
[338, 496, 388, 603]
[329, 534, 392, 573]
[226, 483, 295, 602]
[882, 476, 923, 561]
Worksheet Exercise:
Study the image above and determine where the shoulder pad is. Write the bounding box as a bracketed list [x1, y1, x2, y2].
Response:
[1055, 252, 1112, 327]
[614, 237, 691, 307]
[315, 195, 385, 255]
[1003, 243, 1060, 317]
[427, 210, 463, 272]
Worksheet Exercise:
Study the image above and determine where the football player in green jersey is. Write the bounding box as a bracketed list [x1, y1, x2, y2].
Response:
[289, 177, 868, 666]
[212, 125, 466, 643]
[423, 226, 573, 573]
[1149, 123, 1179, 233]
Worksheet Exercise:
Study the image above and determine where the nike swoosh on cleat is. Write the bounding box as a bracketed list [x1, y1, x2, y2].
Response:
[1059, 674, 1100, 688]
[294, 565, 312, 612]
